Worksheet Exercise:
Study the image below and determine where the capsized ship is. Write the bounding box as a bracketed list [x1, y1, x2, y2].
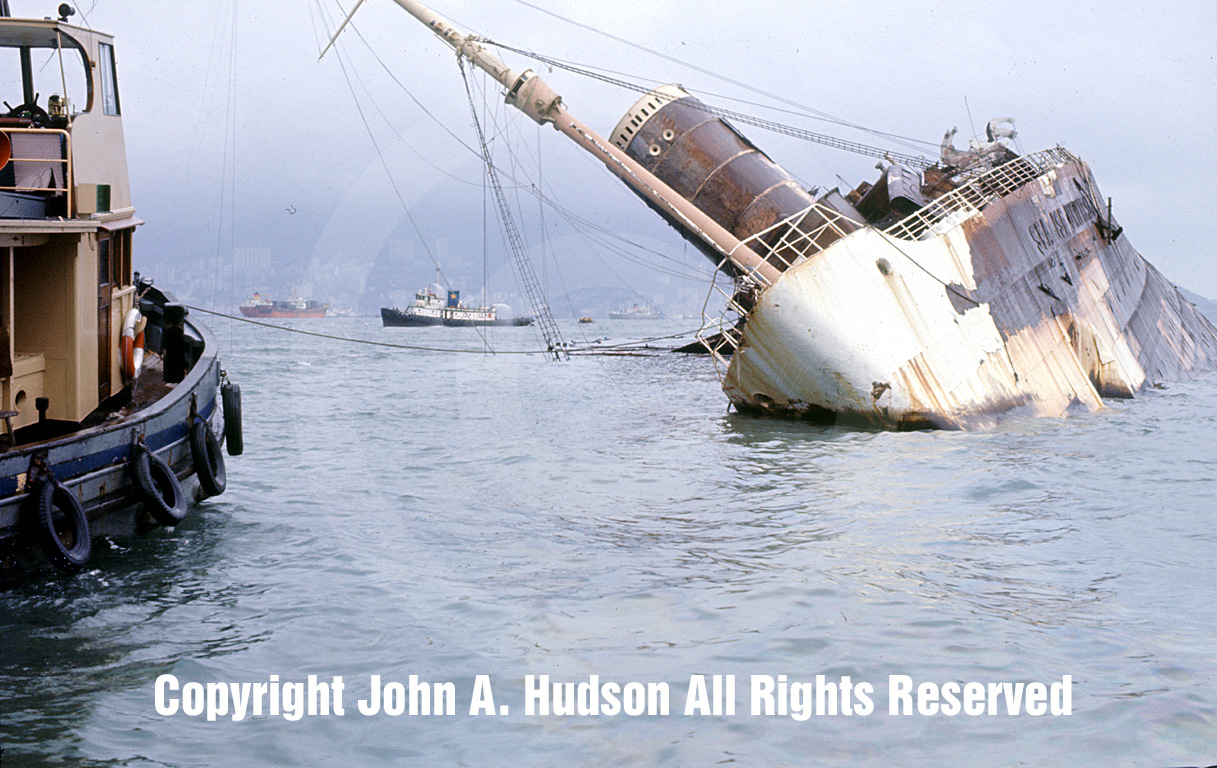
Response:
[239, 292, 329, 318]
[358, 0, 1217, 428]
[0, 6, 243, 582]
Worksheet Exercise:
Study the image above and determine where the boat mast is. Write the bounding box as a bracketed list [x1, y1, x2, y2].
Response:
[378, 0, 781, 286]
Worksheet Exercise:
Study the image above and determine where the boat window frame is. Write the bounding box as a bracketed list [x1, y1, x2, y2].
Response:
[0, 24, 93, 116]
[97, 41, 120, 116]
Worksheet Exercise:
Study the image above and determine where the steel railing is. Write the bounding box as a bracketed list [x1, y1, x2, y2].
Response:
[0, 127, 73, 215]
[883, 147, 1076, 241]
[693, 147, 1081, 365]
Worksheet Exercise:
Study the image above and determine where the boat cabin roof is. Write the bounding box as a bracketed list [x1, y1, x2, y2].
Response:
[0, 18, 114, 119]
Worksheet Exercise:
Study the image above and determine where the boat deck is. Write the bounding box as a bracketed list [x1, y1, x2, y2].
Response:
[119, 357, 174, 418]
[3, 356, 174, 455]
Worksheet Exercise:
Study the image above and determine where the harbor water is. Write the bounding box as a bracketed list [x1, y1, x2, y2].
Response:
[2, 317, 1215, 766]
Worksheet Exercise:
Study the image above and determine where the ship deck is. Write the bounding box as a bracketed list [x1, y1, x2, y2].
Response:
[3, 356, 174, 454]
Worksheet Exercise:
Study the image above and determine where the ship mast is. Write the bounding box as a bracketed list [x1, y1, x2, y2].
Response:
[357, 0, 781, 286]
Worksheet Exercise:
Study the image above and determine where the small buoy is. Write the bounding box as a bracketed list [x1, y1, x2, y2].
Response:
[221, 381, 243, 456]
[190, 419, 226, 497]
[31, 478, 91, 572]
[131, 446, 187, 526]
[121, 308, 145, 381]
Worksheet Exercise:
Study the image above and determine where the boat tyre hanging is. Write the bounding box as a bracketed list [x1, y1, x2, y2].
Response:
[190, 419, 226, 497]
[121, 308, 146, 381]
[221, 380, 244, 456]
[131, 446, 188, 526]
[30, 478, 92, 573]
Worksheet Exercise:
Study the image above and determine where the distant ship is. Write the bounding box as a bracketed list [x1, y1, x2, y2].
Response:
[609, 303, 662, 320]
[239, 293, 329, 318]
[381, 285, 532, 327]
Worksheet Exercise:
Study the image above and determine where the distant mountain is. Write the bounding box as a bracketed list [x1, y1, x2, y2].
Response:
[1179, 287, 1217, 325]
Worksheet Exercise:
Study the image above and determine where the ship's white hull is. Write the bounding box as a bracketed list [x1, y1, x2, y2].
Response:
[724, 160, 1217, 428]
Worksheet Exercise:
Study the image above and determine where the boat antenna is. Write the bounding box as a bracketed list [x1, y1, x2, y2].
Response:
[964, 95, 978, 144]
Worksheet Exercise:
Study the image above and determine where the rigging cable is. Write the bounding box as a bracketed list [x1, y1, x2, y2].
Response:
[187, 306, 529, 353]
[459, 58, 568, 360]
[486, 109, 697, 320]
[332, 13, 710, 287]
[185, 305, 696, 355]
[312, 0, 496, 350]
[506, 0, 936, 154]
[319, 2, 724, 331]
[204, 0, 240, 354]
[479, 39, 933, 169]
[226, 0, 239, 353]
[316, 3, 700, 352]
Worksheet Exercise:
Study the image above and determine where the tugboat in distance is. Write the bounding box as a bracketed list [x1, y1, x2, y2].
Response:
[381, 284, 532, 326]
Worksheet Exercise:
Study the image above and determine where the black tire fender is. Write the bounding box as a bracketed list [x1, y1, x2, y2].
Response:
[131, 446, 188, 526]
[222, 381, 243, 456]
[32, 478, 92, 572]
[190, 419, 226, 497]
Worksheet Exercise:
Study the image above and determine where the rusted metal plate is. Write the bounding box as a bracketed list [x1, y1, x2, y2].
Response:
[618, 88, 839, 275]
[724, 159, 1217, 428]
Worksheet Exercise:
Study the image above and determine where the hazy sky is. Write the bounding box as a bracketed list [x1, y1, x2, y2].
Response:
[9, 0, 1217, 302]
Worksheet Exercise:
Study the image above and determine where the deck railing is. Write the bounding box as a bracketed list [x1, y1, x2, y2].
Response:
[0, 127, 73, 215]
[883, 146, 1077, 241]
[694, 146, 1080, 365]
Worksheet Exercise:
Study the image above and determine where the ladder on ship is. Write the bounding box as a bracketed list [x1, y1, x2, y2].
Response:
[460, 61, 567, 361]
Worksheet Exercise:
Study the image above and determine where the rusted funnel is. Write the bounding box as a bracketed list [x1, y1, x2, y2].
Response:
[611, 85, 856, 274]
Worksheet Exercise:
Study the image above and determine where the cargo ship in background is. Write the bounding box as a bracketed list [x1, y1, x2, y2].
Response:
[333, 0, 1217, 429]
[1, 4, 242, 583]
[239, 292, 329, 318]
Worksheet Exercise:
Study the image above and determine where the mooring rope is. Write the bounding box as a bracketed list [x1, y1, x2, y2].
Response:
[186, 305, 701, 356]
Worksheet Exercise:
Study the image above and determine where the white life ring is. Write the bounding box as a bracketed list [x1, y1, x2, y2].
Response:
[121, 307, 146, 381]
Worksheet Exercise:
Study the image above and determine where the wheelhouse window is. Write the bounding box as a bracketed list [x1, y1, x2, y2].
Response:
[0, 25, 90, 121]
[98, 42, 120, 116]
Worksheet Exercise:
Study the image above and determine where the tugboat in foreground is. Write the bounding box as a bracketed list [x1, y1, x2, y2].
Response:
[0, 4, 242, 583]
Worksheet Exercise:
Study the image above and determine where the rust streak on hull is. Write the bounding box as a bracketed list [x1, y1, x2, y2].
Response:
[724, 159, 1217, 428]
